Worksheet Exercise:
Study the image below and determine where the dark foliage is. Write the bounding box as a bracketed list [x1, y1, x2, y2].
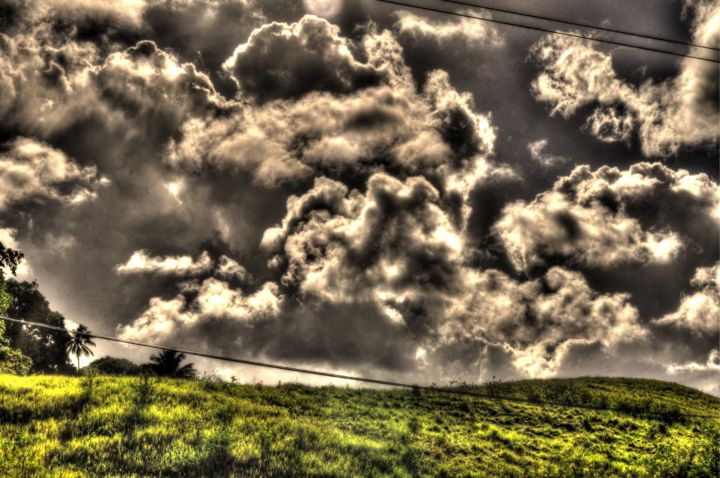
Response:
[4, 280, 72, 373]
[146, 349, 197, 378]
[0, 243, 23, 277]
[87, 356, 140, 375]
[67, 324, 96, 373]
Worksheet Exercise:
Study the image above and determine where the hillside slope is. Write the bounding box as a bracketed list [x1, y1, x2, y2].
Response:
[0, 375, 718, 477]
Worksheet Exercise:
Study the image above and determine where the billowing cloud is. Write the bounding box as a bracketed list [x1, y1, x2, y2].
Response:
[0, 28, 104, 136]
[0, 25, 223, 142]
[223, 15, 385, 102]
[169, 20, 511, 209]
[438, 266, 646, 378]
[117, 165, 655, 382]
[495, 162, 718, 271]
[655, 262, 719, 335]
[261, 173, 466, 306]
[0, 137, 104, 210]
[5, 0, 269, 40]
[530, 1, 719, 156]
[257, 167, 652, 381]
[142, 0, 268, 70]
[496, 192, 682, 271]
[116, 278, 283, 343]
[114, 249, 256, 287]
[96, 40, 224, 125]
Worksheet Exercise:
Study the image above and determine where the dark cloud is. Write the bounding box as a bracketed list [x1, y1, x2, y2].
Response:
[168, 24, 513, 209]
[143, 0, 267, 64]
[223, 15, 385, 102]
[261, 173, 466, 305]
[494, 161, 718, 272]
[96, 39, 223, 121]
[529, 0, 720, 157]
[117, 277, 283, 342]
[0, 26, 102, 137]
[393, 8, 504, 78]
[434, 266, 646, 379]
[0, 137, 104, 211]
[0, 0, 147, 32]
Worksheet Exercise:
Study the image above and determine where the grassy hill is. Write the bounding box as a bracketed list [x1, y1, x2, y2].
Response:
[0, 375, 717, 477]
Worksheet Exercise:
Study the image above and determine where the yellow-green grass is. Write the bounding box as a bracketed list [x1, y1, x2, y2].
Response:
[0, 374, 718, 477]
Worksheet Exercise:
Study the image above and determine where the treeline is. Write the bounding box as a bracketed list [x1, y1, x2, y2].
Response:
[85, 350, 197, 378]
[0, 243, 196, 378]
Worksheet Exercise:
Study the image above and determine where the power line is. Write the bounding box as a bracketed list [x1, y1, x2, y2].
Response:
[437, 0, 720, 52]
[377, 0, 720, 64]
[2, 315, 718, 420]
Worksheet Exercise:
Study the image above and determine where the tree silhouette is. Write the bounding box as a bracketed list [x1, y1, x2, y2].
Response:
[6, 281, 72, 372]
[147, 350, 197, 378]
[66, 324, 96, 373]
[0, 242, 23, 317]
[0, 243, 23, 277]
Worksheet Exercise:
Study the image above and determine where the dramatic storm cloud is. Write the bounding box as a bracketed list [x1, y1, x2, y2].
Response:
[261, 172, 467, 304]
[495, 162, 718, 272]
[530, 0, 720, 156]
[442, 266, 646, 378]
[223, 15, 386, 101]
[117, 278, 284, 343]
[0, 138, 104, 210]
[1, 0, 717, 393]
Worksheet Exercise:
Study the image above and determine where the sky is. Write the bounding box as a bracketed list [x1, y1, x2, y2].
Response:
[0, 0, 718, 393]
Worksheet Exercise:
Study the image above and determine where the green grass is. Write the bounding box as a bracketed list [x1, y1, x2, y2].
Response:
[0, 375, 718, 477]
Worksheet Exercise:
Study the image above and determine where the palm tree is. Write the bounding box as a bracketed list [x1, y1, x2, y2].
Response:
[147, 349, 197, 378]
[66, 324, 96, 373]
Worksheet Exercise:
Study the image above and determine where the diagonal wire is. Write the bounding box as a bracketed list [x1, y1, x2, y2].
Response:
[437, 0, 720, 52]
[377, 0, 720, 63]
[2, 315, 718, 419]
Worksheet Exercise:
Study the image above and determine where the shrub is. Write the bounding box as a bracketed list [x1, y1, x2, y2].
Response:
[0, 345, 32, 375]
